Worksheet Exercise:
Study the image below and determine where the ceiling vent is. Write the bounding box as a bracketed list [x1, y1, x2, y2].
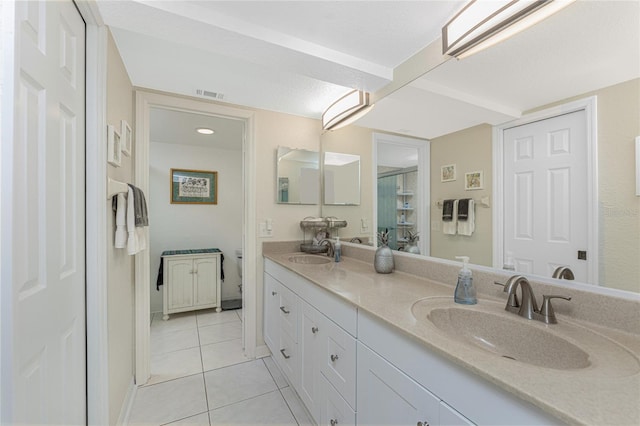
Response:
[196, 89, 225, 100]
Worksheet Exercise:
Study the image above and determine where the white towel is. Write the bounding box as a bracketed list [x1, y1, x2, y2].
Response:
[457, 199, 475, 236]
[442, 200, 458, 235]
[127, 186, 147, 255]
[114, 193, 127, 248]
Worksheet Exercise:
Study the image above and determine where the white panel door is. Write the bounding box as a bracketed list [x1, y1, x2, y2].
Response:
[167, 258, 195, 310]
[4, 0, 86, 424]
[503, 110, 589, 281]
[193, 256, 218, 306]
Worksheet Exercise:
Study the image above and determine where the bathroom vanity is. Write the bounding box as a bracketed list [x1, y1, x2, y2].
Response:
[161, 249, 222, 320]
[263, 245, 640, 426]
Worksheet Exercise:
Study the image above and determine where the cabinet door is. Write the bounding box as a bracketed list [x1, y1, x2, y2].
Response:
[263, 274, 281, 354]
[276, 327, 299, 389]
[299, 300, 321, 422]
[193, 256, 218, 306]
[440, 402, 475, 426]
[318, 373, 356, 426]
[357, 342, 440, 426]
[166, 258, 195, 310]
[319, 314, 357, 409]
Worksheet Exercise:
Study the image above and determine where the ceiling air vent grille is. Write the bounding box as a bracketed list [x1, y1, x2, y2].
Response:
[196, 89, 224, 100]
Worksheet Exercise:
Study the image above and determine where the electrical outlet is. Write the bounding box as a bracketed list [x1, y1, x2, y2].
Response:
[259, 222, 273, 237]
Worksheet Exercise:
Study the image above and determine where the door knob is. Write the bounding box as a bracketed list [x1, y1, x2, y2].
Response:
[311, 326, 319, 334]
[330, 354, 339, 362]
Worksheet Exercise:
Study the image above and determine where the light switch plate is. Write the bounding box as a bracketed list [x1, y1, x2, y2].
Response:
[259, 222, 273, 237]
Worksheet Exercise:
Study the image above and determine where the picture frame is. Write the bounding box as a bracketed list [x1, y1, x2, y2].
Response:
[465, 170, 483, 190]
[441, 164, 456, 182]
[107, 124, 121, 167]
[121, 120, 132, 157]
[170, 168, 218, 204]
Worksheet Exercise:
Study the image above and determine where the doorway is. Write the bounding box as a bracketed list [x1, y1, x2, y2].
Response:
[373, 133, 430, 255]
[134, 91, 258, 385]
[493, 97, 598, 283]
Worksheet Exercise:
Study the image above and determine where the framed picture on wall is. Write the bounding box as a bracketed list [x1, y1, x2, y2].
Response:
[465, 170, 483, 190]
[171, 168, 218, 204]
[107, 124, 121, 167]
[121, 120, 132, 157]
[441, 164, 456, 182]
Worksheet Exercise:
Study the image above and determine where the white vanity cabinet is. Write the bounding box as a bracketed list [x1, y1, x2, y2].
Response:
[162, 251, 222, 320]
[264, 259, 357, 425]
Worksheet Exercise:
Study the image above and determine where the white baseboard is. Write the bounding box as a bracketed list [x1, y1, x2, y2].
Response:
[254, 344, 271, 359]
[117, 377, 137, 426]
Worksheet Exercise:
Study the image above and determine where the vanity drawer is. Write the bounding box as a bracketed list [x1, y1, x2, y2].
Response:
[319, 313, 357, 409]
[276, 329, 299, 389]
[278, 283, 298, 342]
[319, 373, 356, 426]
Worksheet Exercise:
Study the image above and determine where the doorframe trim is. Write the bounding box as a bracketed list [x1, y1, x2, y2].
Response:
[75, 0, 111, 424]
[372, 132, 431, 256]
[492, 96, 598, 283]
[133, 90, 257, 385]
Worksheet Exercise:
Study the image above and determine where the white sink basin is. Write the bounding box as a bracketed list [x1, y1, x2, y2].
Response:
[412, 297, 639, 376]
[288, 255, 332, 265]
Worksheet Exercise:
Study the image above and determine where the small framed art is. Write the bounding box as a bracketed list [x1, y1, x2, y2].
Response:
[121, 120, 132, 157]
[441, 164, 456, 182]
[171, 168, 218, 204]
[465, 170, 483, 190]
[107, 124, 122, 167]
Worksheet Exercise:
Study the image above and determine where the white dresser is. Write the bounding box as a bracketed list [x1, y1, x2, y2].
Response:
[161, 249, 222, 320]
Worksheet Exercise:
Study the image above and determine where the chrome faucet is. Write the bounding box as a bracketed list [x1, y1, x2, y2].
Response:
[349, 237, 363, 244]
[496, 275, 572, 324]
[318, 239, 335, 258]
[552, 266, 575, 280]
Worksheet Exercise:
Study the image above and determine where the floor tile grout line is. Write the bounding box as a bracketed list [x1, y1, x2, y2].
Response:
[207, 388, 283, 414]
[278, 386, 302, 426]
[158, 409, 209, 426]
[139, 370, 204, 388]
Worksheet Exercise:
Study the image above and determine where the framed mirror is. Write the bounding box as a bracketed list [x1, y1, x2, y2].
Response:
[276, 146, 320, 205]
[323, 152, 360, 205]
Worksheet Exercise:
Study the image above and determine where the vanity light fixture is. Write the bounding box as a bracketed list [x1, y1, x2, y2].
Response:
[442, 0, 576, 59]
[196, 127, 215, 135]
[322, 89, 373, 131]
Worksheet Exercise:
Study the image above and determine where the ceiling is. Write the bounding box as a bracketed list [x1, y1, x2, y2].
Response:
[99, 0, 640, 141]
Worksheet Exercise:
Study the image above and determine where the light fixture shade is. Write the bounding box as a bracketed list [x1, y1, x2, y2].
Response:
[322, 90, 371, 131]
[442, 0, 575, 59]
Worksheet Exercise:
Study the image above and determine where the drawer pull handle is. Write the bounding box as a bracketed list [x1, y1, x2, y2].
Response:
[280, 349, 290, 359]
[279, 306, 290, 314]
[417, 422, 429, 426]
[330, 354, 339, 362]
[311, 326, 319, 334]
[330, 420, 338, 426]
[272, 291, 277, 296]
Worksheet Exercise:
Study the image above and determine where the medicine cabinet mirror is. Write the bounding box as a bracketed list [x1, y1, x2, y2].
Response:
[276, 146, 320, 205]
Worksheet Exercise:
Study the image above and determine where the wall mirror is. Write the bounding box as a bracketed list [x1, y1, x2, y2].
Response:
[276, 146, 320, 205]
[320, 1, 640, 294]
[323, 152, 361, 206]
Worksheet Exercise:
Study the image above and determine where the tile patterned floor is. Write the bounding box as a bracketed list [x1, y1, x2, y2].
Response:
[129, 308, 313, 426]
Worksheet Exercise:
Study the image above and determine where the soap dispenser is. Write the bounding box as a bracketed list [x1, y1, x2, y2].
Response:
[334, 236, 342, 262]
[454, 256, 477, 305]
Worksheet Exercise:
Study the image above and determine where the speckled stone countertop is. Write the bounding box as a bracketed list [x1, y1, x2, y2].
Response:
[263, 243, 640, 426]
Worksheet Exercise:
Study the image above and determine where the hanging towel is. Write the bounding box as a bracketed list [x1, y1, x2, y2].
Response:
[458, 198, 471, 221]
[128, 184, 149, 226]
[458, 199, 475, 236]
[127, 185, 148, 255]
[113, 193, 127, 248]
[442, 199, 455, 221]
[442, 200, 458, 235]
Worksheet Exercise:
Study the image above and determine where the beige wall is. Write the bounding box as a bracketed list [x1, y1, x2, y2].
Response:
[528, 78, 640, 292]
[429, 124, 493, 266]
[106, 29, 135, 425]
[321, 125, 375, 241]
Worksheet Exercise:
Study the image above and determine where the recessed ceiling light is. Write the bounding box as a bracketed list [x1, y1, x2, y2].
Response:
[196, 127, 215, 135]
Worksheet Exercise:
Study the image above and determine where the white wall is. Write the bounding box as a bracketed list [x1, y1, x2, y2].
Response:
[149, 141, 243, 313]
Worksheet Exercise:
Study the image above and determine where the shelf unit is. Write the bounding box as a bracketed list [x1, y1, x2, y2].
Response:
[396, 191, 415, 247]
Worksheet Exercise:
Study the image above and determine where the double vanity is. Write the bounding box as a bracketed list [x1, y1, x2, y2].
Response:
[263, 242, 640, 425]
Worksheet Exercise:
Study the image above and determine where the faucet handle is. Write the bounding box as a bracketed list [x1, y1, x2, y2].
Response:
[539, 295, 572, 324]
[494, 281, 519, 307]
